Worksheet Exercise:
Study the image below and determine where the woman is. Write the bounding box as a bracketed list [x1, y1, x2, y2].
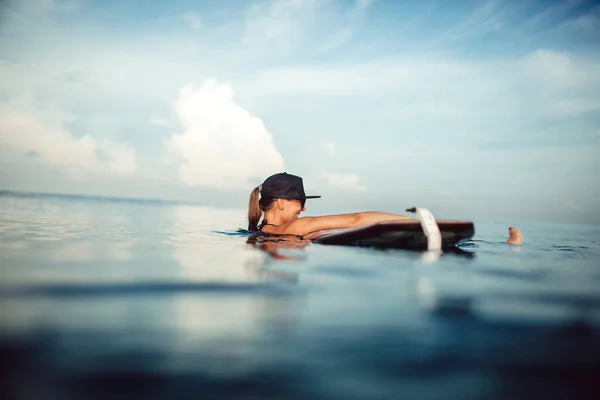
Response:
[248, 172, 413, 237]
[506, 226, 523, 244]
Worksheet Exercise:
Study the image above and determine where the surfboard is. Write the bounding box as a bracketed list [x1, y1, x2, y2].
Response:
[304, 220, 475, 250]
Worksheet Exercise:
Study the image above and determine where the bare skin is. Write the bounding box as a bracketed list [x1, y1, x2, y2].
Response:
[506, 226, 523, 244]
[260, 199, 413, 237]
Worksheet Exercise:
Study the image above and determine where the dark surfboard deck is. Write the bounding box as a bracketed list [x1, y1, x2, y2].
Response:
[304, 220, 475, 250]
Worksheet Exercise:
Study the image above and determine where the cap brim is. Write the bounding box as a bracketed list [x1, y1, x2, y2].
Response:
[303, 195, 321, 199]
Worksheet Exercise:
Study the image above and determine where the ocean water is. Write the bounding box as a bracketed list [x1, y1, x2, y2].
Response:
[1, 191, 599, 399]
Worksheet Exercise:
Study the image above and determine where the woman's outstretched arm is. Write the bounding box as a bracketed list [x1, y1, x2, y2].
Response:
[283, 212, 413, 237]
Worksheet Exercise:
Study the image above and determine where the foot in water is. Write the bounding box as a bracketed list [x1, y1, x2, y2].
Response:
[506, 226, 523, 244]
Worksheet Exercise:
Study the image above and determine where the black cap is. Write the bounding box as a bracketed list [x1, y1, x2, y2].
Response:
[261, 172, 321, 201]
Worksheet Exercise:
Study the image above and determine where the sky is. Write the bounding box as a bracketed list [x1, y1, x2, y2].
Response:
[0, 0, 599, 224]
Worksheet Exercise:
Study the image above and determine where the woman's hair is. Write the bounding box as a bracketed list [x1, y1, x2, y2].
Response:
[247, 186, 276, 231]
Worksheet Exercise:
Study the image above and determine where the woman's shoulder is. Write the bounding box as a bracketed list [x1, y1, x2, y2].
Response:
[282, 214, 357, 236]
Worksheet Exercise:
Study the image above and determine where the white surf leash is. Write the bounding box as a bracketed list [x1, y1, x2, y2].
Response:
[406, 207, 442, 251]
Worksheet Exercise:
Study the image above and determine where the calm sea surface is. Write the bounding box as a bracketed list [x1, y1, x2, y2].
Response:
[1, 192, 599, 399]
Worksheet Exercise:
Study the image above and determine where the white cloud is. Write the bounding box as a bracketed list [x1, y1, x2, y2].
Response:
[317, 29, 354, 52]
[3, 0, 79, 18]
[184, 11, 202, 30]
[169, 78, 285, 189]
[248, 49, 600, 123]
[0, 102, 136, 176]
[242, 0, 370, 50]
[325, 142, 337, 157]
[560, 198, 580, 212]
[149, 117, 172, 127]
[428, 0, 508, 46]
[243, 0, 315, 44]
[317, 0, 375, 51]
[322, 172, 366, 191]
[561, 11, 600, 34]
[97, 137, 136, 175]
[356, 0, 374, 10]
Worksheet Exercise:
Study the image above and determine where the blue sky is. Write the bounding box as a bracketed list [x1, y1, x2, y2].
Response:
[0, 0, 599, 224]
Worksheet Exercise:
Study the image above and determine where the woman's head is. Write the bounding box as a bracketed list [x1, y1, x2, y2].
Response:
[273, 198, 306, 220]
[247, 172, 320, 231]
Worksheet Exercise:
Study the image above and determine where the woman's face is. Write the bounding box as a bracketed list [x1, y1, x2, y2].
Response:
[279, 199, 305, 220]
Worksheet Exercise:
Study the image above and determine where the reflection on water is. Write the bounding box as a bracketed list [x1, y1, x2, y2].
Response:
[246, 234, 310, 261]
[1, 192, 600, 399]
